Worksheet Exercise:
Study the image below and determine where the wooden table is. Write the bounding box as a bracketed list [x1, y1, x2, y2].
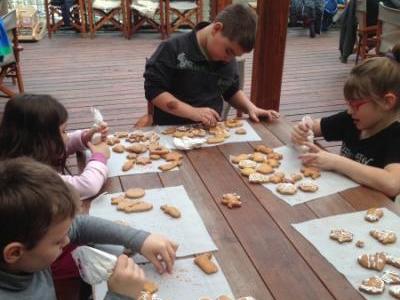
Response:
[89, 118, 399, 300]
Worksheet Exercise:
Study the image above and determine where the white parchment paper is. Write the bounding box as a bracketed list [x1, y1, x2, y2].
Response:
[253, 146, 358, 206]
[89, 186, 217, 260]
[94, 256, 234, 300]
[292, 208, 400, 299]
[157, 120, 261, 149]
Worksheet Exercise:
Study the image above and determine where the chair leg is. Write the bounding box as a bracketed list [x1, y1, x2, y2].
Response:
[15, 64, 24, 93]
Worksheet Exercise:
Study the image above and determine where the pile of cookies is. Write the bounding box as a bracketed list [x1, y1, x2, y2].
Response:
[231, 144, 321, 196]
[328, 208, 400, 297]
[107, 130, 183, 172]
[161, 118, 248, 145]
[110, 187, 181, 218]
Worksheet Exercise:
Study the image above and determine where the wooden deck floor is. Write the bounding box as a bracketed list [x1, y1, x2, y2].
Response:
[0, 27, 353, 153]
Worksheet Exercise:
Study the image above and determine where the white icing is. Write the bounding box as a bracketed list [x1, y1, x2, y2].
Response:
[239, 159, 258, 169]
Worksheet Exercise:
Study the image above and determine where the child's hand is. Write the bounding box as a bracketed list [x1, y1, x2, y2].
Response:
[98, 121, 109, 141]
[140, 233, 178, 274]
[292, 122, 312, 145]
[190, 107, 221, 127]
[247, 107, 280, 122]
[299, 142, 339, 170]
[88, 141, 110, 159]
[83, 122, 109, 145]
[108, 255, 146, 299]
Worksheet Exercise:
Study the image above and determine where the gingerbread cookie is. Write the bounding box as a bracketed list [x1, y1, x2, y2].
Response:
[160, 204, 181, 218]
[194, 253, 218, 274]
[111, 194, 125, 205]
[269, 172, 285, 184]
[112, 144, 125, 153]
[150, 154, 160, 160]
[249, 172, 269, 184]
[143, 281, 158, 294]
[254, 145, 273, 155]
[266, 159, 280, 168]
[126, 153, 137, 160]
[276, 183, 297, 195]
[122, 160, 135, 172]
[148, 144, 169, 156]
[217, 296, 233, 300]
[298, 181, 319, 193]
[136, 156, 152, 165]
[224, 118, 243, 128]
[356, 240, 365, 248]
[163, 151, 183, 161]
[267, 152, 283, 160]
[231, 154, 250, 164]
[381, 271, 400, 284]
[125, 188, 145, 199]
[221, 193, 242, 208]
[250, 152, 266, 163]
[207, 136, 225, 144]
[301, 166, 321, 179]
[358, 252, 386, 271]
[370, 229, 396, 244]
[235, 128, 247, 135]
[125, 143, 147, 154]
[290, 173, 303, 182]
[386, 255, 400, 268]
[390, 286, 400, 299]
[238, 159, 258, 169]
[118, 199, 153, 213]
[365, 208, 384, 222]
[158, 160, 181, 172]
[358, 276, 385, 295]
[240, 167, 256, 177]
[106, 136, 120, 146]
[329, 229, 353, 243]
[256, 163, 274, 175]
[114, 131, 129, 138]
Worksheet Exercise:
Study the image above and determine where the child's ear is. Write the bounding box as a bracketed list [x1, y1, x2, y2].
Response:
[3, 242, 25, 264]
[211, 22, 224, 35]
[383, 92, 397, 110]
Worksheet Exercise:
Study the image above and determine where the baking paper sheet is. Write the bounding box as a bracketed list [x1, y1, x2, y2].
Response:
[292, 208, 400, 299]
[94, 256, 233, 300]
[240, 145, 359, 206]
[90, 186, 217, 260]
[157, 120, 261, 149]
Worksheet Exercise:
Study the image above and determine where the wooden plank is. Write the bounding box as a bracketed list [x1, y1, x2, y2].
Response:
[159, 153, 273, 299]
[187, 145, 334, 299]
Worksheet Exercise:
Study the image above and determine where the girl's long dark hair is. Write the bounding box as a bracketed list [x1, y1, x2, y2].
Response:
[0, 94, 68, 171]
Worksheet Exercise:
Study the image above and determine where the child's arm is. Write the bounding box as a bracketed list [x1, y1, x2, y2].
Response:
[300, 143, 400, 197]
[152, 92, 221, 126]
[70, 215, 178, 274]
[61, 142, 110, 200]
[66, 125, 109, 156]
[228, 90, 280, 121]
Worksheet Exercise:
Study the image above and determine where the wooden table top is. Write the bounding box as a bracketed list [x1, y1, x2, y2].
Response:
[87, 118, 399, 300]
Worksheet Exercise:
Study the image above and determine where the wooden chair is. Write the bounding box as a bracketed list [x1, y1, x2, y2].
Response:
[44, 0, 87, 38]
[123, 0, 166, 39]
[0, 10, 24, 97]
[164, 0, 202, 36]
[87, 0, 125, 37]
[376, 2, 400, 55]
[355, 0, 379, 63]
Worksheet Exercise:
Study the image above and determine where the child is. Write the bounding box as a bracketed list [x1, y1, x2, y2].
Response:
[0, 157, 178, 299]
[143, 4, 279, 126]
[292, 45, 400, 198]
[0, 94, 109, 200]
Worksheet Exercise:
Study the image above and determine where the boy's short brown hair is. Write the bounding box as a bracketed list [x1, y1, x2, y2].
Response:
[215, 4, 257, 52]
[0, 158, 78, 256]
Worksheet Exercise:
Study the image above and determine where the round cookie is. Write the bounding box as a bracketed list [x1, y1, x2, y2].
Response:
[298, 180, 319, 193]
[125, 188, 145, 199]
[276, 183, 297, 195]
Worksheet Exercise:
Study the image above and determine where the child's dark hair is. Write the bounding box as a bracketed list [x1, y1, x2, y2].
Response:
[0, 94, 68, 171]
[215, 4, 257, 52]
[0, 157, 78, 258]
[344, 43, 400, 109]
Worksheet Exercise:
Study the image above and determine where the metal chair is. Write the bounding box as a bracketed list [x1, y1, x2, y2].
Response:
[0, 10, 24, 97]
[376, 2, 400, 54]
